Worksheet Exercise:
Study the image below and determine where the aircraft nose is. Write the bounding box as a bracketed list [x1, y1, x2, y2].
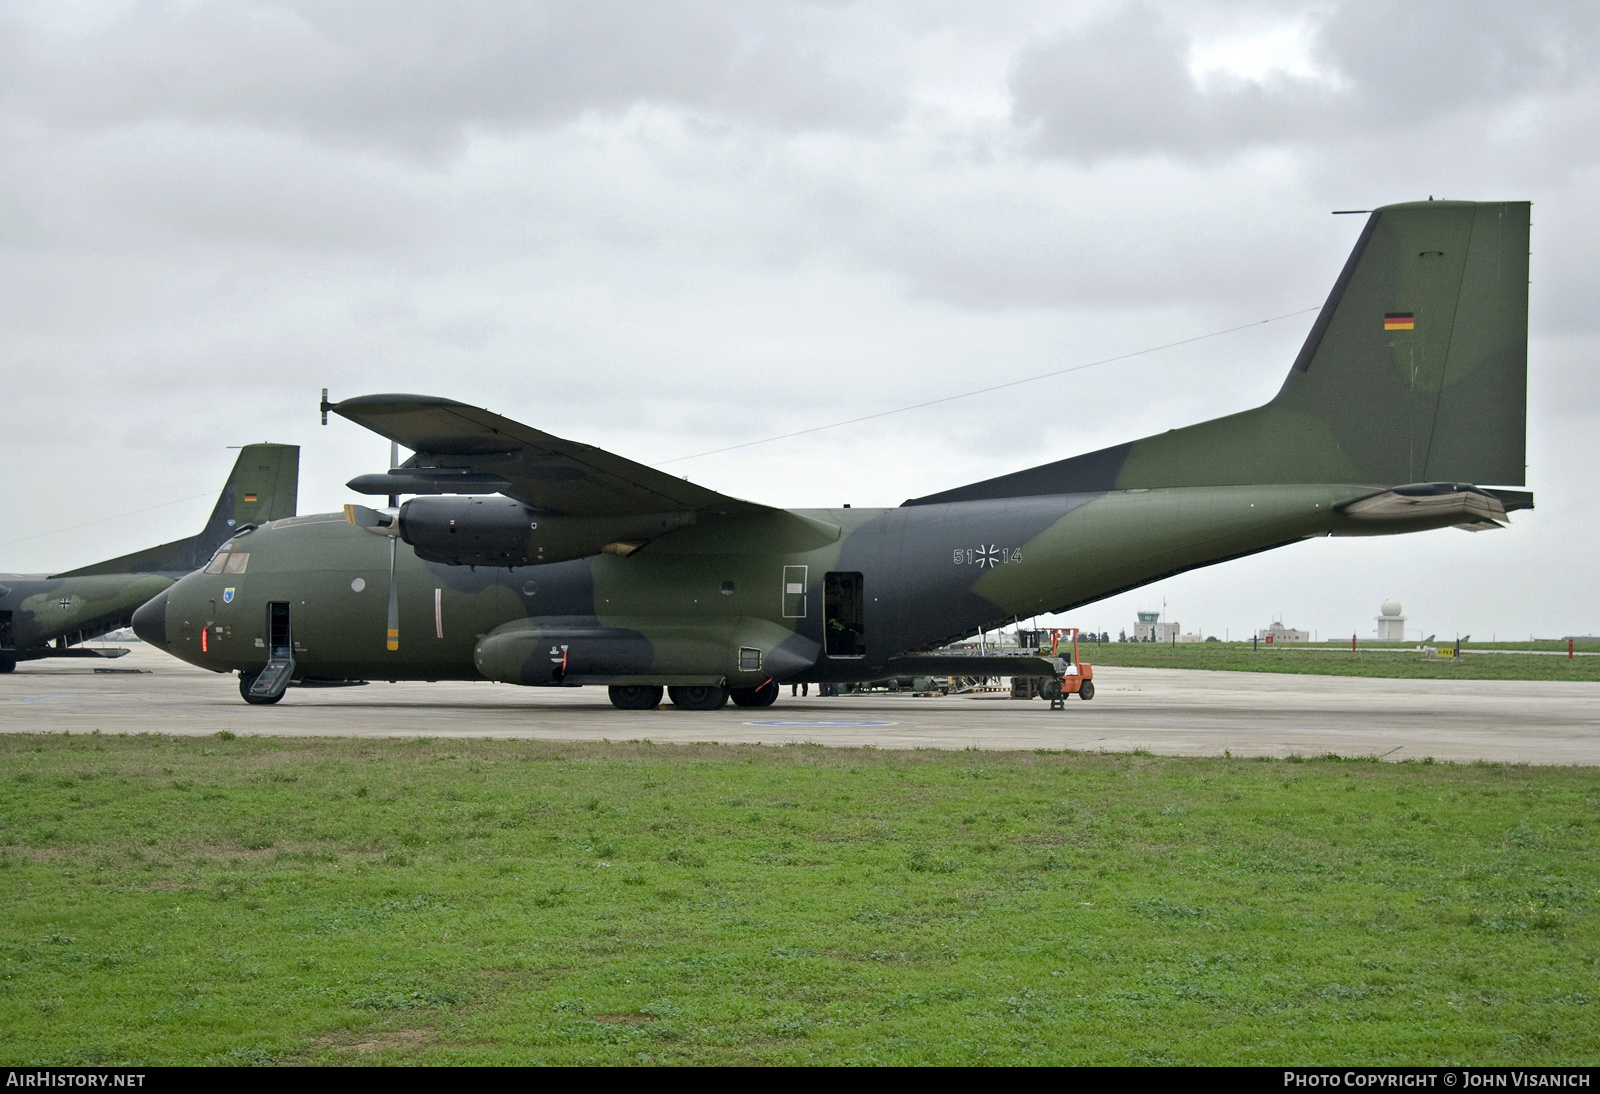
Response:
[132, 589, 170, 649]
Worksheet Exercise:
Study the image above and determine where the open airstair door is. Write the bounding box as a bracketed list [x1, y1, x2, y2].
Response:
[247, 601, 295, 704]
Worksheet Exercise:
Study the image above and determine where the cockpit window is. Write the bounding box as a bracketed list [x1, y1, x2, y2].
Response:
[204, 554, 228, 575]
[223, 553, 249, 574]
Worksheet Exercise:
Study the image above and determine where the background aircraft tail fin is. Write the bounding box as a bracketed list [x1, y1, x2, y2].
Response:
[56, 443, 300, 577]
[905, 200, 1530, 507]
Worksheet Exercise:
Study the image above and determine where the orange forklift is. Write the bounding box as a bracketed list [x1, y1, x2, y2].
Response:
[1042, 628, 1095, 710]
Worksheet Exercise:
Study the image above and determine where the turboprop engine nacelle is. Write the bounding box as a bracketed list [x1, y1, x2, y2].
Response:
[345, 498, 694, 566]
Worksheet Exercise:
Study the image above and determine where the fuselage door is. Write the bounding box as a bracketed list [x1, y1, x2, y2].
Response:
[782, 565, 808, 619]
[823, 571, 864, 657]
[268, 601, 292, 659]
[249, 601, 296, 702]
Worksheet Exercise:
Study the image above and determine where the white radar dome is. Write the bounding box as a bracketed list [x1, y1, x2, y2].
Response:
[1380, 599, 1403, 617]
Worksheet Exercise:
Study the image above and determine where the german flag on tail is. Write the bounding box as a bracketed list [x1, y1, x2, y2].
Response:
[1384, 312, 1415, 331]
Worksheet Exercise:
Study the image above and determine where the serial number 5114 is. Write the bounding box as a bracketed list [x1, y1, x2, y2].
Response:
[954, 545, 1023, 568]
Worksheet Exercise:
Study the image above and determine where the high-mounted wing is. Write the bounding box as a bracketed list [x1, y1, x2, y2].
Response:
[328, 394, 765, 518]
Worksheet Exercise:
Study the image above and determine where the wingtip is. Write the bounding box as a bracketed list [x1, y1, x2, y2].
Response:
[331, 393, 478, 416]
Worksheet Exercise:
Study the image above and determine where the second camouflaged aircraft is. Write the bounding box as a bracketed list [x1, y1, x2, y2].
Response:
[2, 444, 297, 672]
[135, 200, 1534, 710]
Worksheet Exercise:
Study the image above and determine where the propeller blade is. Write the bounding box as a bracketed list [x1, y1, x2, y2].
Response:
[385, 436, 401, 652]
[343, 503, 399, 536]
[386, 536, 400, 652]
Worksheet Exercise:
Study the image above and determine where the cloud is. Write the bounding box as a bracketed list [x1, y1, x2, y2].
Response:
[1, 0, 903, 159]
[1010, 0, 1600, 163]
[1010, 4, 1327, 161]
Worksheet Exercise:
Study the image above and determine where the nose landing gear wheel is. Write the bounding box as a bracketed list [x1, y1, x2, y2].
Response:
[668, 685, 729, 711]
[608, 685, 664, 710]
[238, 671, 285, 705]
[729, 680, 779, 708]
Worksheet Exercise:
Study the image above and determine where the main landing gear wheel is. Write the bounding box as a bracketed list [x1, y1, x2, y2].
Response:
[668, 685, 729, 711]
[0, 656, 14, 674]
[729, 680, 779, 708]
[1078, 680, 1095, 701]
[239, 671, 284, 706]
[608, 685, 664, 711]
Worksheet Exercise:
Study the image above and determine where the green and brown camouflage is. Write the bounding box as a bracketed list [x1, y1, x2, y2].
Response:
[134, 200, 1533, 710]
[0, 444, 298, 670]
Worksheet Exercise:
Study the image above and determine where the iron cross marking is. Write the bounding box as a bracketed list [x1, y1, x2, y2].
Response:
[59, 597, 71, 610]
[976, 545, 1001, 569]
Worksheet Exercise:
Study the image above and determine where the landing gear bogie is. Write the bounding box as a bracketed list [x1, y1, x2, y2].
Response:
[608, 685, 664, 710]
[668, 685, 729, 711]
[729, 680, 779, 708]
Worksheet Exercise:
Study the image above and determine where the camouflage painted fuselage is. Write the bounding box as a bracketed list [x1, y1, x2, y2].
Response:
[146, 481, 1397, 686]
[0, 572, 175, 659]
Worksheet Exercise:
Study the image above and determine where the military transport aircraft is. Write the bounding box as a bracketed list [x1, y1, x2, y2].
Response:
[133, 200, 1532, 710]
[1, 444, 298, 672]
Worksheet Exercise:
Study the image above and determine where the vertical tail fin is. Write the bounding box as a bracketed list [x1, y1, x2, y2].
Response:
[1272, 199, 1530, 486]
[904, 199, 1530, 506]
[55, 444, 300, 577]
[191, 442, 301, 550]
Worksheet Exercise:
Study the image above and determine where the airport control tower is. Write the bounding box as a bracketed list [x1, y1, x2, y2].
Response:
[1134, 610, 1179, 643]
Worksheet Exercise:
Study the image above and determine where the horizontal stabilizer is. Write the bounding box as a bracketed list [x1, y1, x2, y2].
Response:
[1484, 488, 1534, 513]
[39, 646, 130, 659]
[1332, 483, 1516, 536]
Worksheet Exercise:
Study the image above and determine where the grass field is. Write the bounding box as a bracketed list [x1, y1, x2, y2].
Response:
[2, 732, 1597, 1066]
[1066, 640, 1600, 681]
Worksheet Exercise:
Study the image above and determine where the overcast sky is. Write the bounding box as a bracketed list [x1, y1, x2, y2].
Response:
[2, 0, 1596, 641]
